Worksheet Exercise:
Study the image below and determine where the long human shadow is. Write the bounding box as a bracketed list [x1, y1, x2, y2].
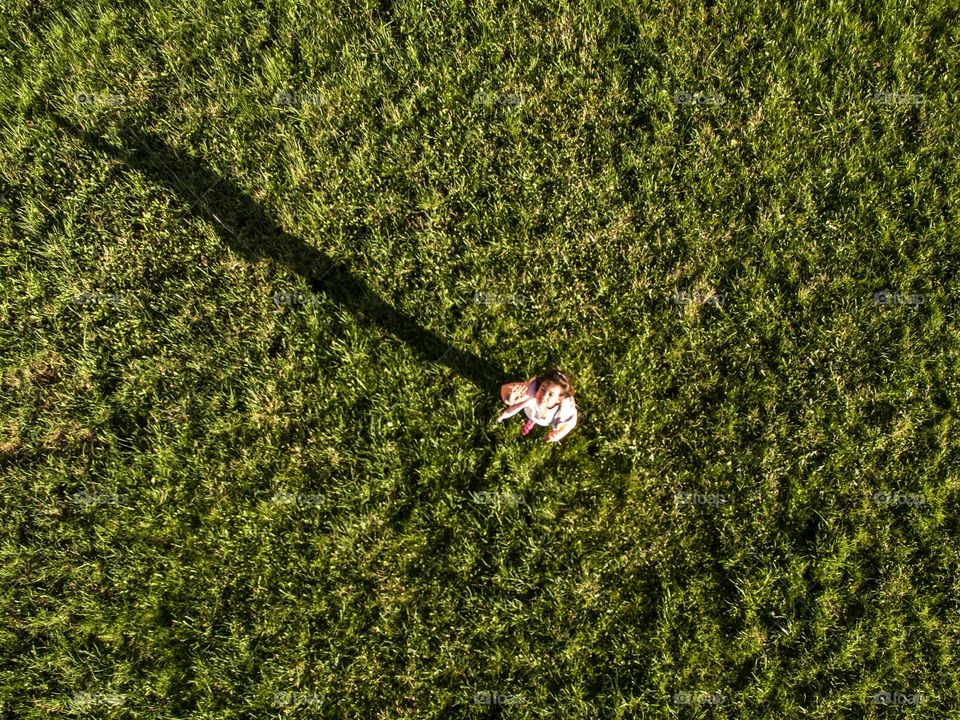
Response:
[51, 114, 503, 396]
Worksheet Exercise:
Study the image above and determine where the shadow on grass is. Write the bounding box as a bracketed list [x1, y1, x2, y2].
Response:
[49, 114, 503, 397]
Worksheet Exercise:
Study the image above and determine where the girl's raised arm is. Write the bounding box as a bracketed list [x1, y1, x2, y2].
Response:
[500, 377, 537, 405]
[498, 377, 538, 422]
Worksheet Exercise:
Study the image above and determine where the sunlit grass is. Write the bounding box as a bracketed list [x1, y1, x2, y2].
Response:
[0, 0, 957, 717]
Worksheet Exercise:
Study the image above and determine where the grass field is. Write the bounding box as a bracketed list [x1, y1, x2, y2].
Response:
[1, 0, 958, 717]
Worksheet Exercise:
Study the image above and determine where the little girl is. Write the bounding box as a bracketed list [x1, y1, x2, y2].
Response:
[497, 369, 578, 443]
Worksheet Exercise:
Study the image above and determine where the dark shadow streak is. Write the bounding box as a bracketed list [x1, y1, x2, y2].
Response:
[50, 114, 503, 396]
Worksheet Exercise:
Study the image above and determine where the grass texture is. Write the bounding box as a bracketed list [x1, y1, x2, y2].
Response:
[1, 0, 958, 717]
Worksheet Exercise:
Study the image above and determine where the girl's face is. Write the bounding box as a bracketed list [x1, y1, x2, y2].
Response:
[536, 382, 564, 409]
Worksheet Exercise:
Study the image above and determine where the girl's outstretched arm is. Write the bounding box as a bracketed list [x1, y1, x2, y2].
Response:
[498, 396, 534, 422]
[545, 421, 574, 442]
[545, 401, 578, 442]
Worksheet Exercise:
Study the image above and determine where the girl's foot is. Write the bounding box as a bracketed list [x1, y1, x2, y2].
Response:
[521, 418, 536, 436]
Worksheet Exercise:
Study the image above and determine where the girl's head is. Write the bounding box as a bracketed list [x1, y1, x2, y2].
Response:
[536, 369, 574, 407]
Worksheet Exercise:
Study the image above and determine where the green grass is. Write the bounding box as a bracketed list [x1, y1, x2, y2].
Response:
[1, 0, 958, 717]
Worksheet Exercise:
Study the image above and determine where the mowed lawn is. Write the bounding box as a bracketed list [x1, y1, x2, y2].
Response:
[1, 0, 958, 717]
